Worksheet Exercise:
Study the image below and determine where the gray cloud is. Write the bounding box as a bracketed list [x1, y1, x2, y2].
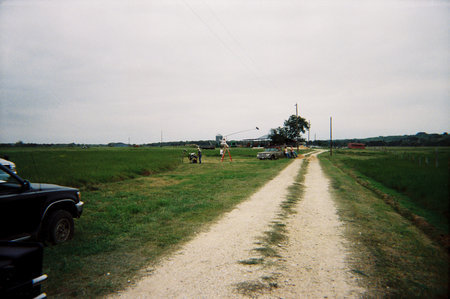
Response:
[1, 0, 449, 144]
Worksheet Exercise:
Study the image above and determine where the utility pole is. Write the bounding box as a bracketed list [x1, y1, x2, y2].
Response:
[295, 103, 299, 151]
[330, 117, 333, 156]
[308, 120, 311, 143]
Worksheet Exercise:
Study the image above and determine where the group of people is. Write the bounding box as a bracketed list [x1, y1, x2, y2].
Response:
[187, 147, 202, 164]
[284, 146, 298, 159]
[189, 138, 229, 164]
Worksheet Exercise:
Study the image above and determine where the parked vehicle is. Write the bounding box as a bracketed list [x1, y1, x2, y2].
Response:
[0, 158, 16, 174]
[257, 148, 284, 160]
[0, 241, 47, 298]
[0, 164, 83, 244]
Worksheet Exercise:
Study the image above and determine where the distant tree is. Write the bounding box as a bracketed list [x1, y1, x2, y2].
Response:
[269, 114, 310, 145]
[283, 115, 310, 142]
[269, 127, 288, 145]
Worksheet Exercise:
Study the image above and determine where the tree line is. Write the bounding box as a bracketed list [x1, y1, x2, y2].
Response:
[309, 132, 450, 147]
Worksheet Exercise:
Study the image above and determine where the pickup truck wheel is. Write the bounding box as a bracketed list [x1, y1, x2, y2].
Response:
[47, 210, 74, 244]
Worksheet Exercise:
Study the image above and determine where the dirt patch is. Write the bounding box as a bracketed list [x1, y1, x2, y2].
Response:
[137, 177, 182, 188]
[308, 154, 318, 161]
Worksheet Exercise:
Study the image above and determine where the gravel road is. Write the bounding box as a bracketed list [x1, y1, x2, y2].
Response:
[112, 151, 365, 298]
[267, 153, 365, 298]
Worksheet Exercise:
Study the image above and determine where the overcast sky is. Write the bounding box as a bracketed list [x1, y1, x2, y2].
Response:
[0, 0, 449, 144]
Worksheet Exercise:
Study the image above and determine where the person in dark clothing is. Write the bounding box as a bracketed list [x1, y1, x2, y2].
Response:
[197, 147, 202, 164]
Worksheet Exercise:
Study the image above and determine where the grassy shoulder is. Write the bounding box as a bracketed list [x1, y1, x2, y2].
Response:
[19, 148, 294, 297]
[319, 152, 448, 297]
[329, 147, 449, 234]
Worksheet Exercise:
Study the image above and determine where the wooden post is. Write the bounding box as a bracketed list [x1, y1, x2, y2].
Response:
[308, 120, 311, 143]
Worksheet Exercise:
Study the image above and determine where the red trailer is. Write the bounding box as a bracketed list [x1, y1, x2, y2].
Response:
[348, 143, 366, 149]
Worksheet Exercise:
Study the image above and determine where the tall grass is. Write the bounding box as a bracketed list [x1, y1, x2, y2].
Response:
[331, 148, 449, 234]
[319, 154, 448, 297]
[1, 147, 191, 188]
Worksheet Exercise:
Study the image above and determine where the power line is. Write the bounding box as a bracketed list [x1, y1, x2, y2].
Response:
[200, 0, 261, 73]
[180, 0, 275, 89]
[199, 0, 287, 95]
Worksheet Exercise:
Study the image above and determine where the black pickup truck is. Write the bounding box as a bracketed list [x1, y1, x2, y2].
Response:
[0, 164, 84, 244]
[0, 241, 47, 298]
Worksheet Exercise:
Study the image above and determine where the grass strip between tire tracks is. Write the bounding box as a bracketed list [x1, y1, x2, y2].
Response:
[236, 157, 309, 296]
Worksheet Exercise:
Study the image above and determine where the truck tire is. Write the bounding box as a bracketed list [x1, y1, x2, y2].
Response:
[46, 210, 74, 244]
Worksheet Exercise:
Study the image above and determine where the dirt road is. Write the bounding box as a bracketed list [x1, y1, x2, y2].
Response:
[112, 152, 364, 298]
[268, 154, 364, 298]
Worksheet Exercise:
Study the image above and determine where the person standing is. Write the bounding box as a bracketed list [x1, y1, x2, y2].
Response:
[197, 147, 202, 164]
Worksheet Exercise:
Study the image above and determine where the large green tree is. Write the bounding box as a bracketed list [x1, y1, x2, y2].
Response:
[269, 115, 309, 145]
[284, 114, 309, 141]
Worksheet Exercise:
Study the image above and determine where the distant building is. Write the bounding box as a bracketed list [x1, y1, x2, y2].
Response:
[108, 142, 129, 147]
[216, 134, 223, 145]
[348, 143, 366, 149]
[241, 135, 271, 148]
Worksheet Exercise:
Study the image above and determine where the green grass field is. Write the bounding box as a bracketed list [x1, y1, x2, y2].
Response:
[2, 146, 447, 297]
[0, 147, 294, 297]
[2, 147, 183, 189]
[327, 147, 449, 234]
[319, 152, 448, 297]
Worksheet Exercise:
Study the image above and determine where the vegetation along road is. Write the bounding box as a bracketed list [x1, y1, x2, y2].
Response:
[112, 149, 448, 298]
[111, 150, 366, 298]
[2, 147, 447, 297]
